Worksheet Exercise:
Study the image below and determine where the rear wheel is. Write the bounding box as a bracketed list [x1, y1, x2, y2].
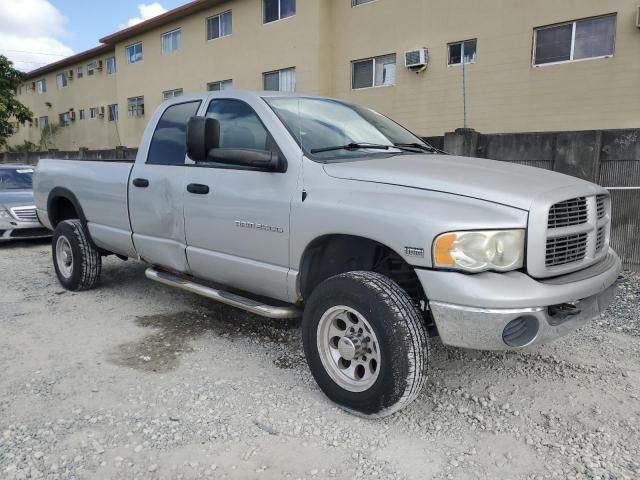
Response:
[52, 219, 101, 291]
[302, 271, 429, 417]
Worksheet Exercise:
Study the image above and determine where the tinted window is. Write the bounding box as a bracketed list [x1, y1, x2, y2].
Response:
[205, 100, 271, 151]
[147, 101, 201, 165]
[0, 168, 33, 190]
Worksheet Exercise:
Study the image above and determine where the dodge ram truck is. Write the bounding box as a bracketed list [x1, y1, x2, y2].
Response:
[34, 91, 621, 417]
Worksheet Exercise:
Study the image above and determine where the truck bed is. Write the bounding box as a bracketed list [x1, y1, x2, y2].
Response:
[34, 159, 136, 257]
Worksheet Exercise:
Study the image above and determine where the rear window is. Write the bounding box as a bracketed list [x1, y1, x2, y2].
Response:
[147, 101, 201, 165]
[0, 168, 34, 190]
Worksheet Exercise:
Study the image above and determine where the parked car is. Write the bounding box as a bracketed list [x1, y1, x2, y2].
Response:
[0, 165, 51, 241]
[33, 92, 621, 417]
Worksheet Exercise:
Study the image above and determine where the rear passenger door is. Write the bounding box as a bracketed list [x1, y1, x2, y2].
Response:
[129, 100, 201, 272]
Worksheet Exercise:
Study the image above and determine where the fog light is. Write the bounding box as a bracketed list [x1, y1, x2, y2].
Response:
[502, 316, 539, 348]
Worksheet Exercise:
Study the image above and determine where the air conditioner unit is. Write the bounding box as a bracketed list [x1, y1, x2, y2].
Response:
[96, 60, 103, 71]
[98, 106, 105, 117]
[405, 48, 429, 68]
[69, 111, 76, 121]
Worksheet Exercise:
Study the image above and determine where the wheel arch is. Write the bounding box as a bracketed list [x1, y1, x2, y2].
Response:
[47, 187, 87, 228]
[297, 234, 426, 305]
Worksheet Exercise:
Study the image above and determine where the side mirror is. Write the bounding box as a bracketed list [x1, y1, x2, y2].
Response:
[186, 116, 220, 161]
[207, 148, 283, 171]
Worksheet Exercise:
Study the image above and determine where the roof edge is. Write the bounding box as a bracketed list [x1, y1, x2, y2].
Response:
[24, 44, 113, 80]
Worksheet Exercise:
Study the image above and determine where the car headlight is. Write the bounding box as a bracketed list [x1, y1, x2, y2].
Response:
[433, 229, 525, 272]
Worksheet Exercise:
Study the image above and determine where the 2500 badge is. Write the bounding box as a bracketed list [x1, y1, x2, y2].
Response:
[235, 221, 284, 234]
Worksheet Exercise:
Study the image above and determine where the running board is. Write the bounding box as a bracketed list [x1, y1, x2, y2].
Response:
[145, 268, 301, 319]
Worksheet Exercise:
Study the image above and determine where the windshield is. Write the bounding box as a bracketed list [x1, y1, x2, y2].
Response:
[0, 168, 34, 190]
[265, 97, 429, 162]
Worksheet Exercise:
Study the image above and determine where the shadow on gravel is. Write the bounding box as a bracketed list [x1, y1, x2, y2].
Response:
[0, 237, 50, 250]
[109, 306, 302, 373]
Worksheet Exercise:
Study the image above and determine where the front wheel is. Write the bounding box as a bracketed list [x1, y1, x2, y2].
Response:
[52, 219, 102, 291]
[302, 271, 429, 417]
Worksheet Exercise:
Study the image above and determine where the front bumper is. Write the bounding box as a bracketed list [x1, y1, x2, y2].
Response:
[417, 250, 622, 350]
[0, 220, 51, 240]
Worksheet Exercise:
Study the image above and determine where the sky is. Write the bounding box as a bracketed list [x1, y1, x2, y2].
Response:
[0, 0, 187, 72]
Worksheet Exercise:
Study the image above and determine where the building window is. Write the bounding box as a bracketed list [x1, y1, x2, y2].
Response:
[207, 11, 232, 40]
[59, 112, 70, 127]
[56, 73, 68, 89]
[162, 88, 184, 100]
[106, 56, 117, 75]
[126, 42, 143, 64]
[39, 116, 48, 129]
[36, 79, 46, 94]
[207, 79, 233, 91]
[533, 15, 616, 66]
[87, 62, 97, 76]
[79, 109, 85, 120]
[108, 104, 118, 121]
[89, 107, 99, 119]
[448, 39, 477, 66]
[352, 0, 374, 5]
[263, 68, 296, 92]
[352, 54, 396, 89]
[263, 0, 295, 23]
[76, 67, 83, 79]
[161, 29, 182, 54]
[128, 96, 145, 117]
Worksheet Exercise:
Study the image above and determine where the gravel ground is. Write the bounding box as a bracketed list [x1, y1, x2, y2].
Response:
[1, 240, 638, 480]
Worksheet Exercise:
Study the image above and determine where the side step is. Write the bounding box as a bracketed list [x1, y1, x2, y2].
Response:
[145, 268, 301, 319]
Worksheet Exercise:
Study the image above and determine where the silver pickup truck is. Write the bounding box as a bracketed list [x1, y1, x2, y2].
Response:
[34, 91, 621, 417]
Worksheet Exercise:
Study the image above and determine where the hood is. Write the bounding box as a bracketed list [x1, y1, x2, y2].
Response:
[323, 154, 598, 210]
[0, 189, 34, 209]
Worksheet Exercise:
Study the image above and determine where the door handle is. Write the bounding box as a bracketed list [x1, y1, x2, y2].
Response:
[187, 183, 210, 195]
[132, 178, 149, 188]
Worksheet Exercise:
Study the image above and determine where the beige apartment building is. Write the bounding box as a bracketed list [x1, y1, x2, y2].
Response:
[9, 0, 640, 150]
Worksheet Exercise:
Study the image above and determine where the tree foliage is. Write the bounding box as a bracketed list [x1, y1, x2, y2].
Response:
[0, 55, 34, 148]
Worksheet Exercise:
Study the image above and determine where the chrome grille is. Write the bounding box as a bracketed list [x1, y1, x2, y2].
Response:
[10, 206, 38, 222]
[547, 197, 588, 228]
[545, 233, 588, 267]
[596, 194, 607, 219]
[595, 226, 606, 252]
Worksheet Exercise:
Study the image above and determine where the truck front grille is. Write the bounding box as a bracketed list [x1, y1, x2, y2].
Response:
[596, 194, 607, 220]
[547, 197, 588, 228]
[10, 206, 38, 222]
[545, 233, 588, 267]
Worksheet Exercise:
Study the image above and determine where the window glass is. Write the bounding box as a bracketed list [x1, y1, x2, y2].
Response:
[36, 79, 46, 94]
[76, 67, 83, 79]
[163, 89, 184, 100]
[207, 79, 233, 91]
[126, 43, 143, 63]
[108, 104, 118, 121]
[59, 112, 70, 127]
[280, 0, 296, 18]
[90, 107, 98, 119]
[374, 54, 396, 86]
[162, 30, 182, 54]
[79, 110, 85, 120]
[352, 59, 373, 89]
[574, 16, 616, 60]
[106, 56, 117, 75]
[0, 168, 33, 190]
[263, 71, 280, 91]
[263, 0, 279, 23]
[87, 62, 96, 76]
[267, 97, 426, 163]
[147, 101, 201, 165]
[127, 96, 145, 117]
[39, 116, 48, 128]
[448, 40, 476, 65]
[206, 99, 270, 151]
[352, 0, 373, 5]
[535, 24, 573, 64]
[208, 11, 232, 40]
[56, 73, 67, 89]
[221, 11, 233, 35]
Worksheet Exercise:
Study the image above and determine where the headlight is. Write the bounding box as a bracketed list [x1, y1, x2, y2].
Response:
[433, 230, 525, 272]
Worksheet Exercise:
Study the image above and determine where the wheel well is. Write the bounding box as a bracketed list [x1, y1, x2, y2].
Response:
[299, 235, 425, 305]
[48, 196, 79, 227]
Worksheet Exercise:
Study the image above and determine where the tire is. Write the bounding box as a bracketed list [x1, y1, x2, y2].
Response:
[302, 271, 429, 417]
[52, 219, 101, 291]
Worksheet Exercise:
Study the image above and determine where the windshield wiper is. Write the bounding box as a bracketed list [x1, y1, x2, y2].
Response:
[310, 143, 391, 154]
[393, 142, 447, 154]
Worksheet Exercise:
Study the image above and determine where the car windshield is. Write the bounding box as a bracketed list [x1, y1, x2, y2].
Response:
[265, 97, 430, 162]
[0, 168, 34, 190]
